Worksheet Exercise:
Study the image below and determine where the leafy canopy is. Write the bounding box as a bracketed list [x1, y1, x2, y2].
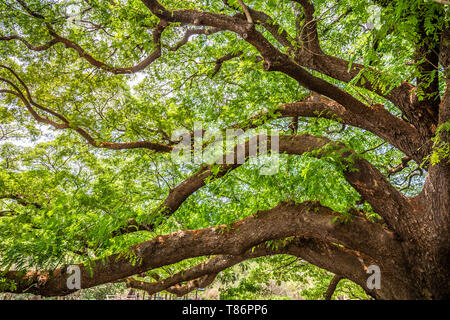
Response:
[0, 0, 447, 298]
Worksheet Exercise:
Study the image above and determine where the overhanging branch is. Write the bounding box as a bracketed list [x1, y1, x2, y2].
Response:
[0, 67, 173, 153]
[1, 201, 404, 297]
[116, 133, 415, 237]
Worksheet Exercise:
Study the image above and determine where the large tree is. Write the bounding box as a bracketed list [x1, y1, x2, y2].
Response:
[0, 0, 448, 300]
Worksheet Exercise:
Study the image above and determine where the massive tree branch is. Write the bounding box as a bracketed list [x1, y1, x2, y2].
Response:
[116, 133, 414, 240]
[140, 1, 426, 157]
[7, 0, 426, 159]
[1, 201, 406, 298]
[238, 95, 424, 163]
[123, 240, 350, 298]
[287, 0, 417, 119]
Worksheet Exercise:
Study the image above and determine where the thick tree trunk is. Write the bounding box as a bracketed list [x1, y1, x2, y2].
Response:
[407, 94, 450, 300]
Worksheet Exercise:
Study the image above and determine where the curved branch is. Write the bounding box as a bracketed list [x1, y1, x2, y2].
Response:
[140, 1, 426, 159]
[168, 27, 220, 51]
[1, 72, 416, 236]
[126, 272, 218, 297]
[0, 71, 173, 153]
[291, 0, 322, 53]
[47, 23, 166, 74]
[8, 1, 423, 158]
[116, 133, 414, 240]
[1, 19, 166, 75]
[238, 95, 423, 163]
[0, 35, 59, 51]
[123, 241, 295, 296]
[1, 201, 405, 297]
